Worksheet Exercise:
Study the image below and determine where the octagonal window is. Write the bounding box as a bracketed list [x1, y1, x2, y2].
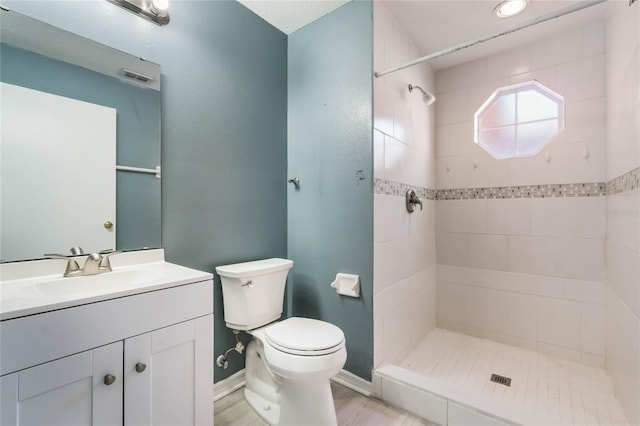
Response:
[474, 81, 564, 159]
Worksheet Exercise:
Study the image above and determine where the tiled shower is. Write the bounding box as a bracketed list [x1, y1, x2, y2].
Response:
[372, 1, 639, 425]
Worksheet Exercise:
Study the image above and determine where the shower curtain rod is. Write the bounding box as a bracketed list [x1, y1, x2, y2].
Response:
[374, 0, 607, 78]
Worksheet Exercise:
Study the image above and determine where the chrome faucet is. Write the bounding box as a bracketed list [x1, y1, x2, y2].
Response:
[82, 252, 103, 275]
[97, 250, 121, 273]
[45, 254, 82, 277]
[405, 189, 423, 213]
[45, 249, 121, 277]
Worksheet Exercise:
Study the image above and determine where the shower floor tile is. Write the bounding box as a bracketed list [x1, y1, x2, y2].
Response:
[396, 328, 628, 426]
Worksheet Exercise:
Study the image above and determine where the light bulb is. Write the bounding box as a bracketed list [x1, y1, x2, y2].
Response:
[494, 0, 527, 18]
[150, 0, 169, 16]
[151, 0, 168, 10]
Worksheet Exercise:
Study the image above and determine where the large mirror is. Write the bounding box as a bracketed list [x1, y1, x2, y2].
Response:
[0, 8, 161, 263]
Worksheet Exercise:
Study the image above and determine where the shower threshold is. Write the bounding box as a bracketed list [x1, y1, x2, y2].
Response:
[373, 328, 628, 426]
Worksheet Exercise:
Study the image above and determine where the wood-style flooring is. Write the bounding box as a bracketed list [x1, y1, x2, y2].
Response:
[214, 382, 434, 426]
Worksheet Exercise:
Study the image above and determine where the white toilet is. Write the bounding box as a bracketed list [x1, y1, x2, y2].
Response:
[216, 258, 347, 426]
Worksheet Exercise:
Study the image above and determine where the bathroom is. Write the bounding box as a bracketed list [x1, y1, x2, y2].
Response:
[0, 0, 637, 425]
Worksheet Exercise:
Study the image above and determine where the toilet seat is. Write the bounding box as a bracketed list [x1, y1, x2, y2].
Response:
[264, 317, 345, 356]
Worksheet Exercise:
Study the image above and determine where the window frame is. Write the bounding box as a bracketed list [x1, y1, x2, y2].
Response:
[474, 80, 565, 160]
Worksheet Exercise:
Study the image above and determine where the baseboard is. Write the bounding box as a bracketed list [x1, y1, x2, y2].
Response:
[214, 368, 372, 401]
[213, 369, 245, 402]
[331, 369, 373, 397]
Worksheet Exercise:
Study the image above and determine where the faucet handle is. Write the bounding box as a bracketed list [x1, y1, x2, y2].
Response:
[44, 253, 81, 276]
[405, 190, 423, 213]
[99, 250, 122, 272]
[70, 246, 85, 255]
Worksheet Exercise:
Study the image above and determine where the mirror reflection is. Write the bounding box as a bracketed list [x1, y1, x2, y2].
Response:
[0, 9, 162, 262]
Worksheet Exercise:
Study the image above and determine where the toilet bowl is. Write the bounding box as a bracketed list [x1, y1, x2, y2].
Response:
[216, 259, 347, 426]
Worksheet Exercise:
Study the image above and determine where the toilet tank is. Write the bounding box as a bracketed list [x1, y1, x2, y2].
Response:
[216, 258, 293, 330]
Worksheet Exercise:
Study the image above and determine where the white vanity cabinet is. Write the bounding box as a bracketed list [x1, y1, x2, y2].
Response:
[124, 315, 213, 425]
[0, 253, 214, 426]
[1, 341, 124, 426]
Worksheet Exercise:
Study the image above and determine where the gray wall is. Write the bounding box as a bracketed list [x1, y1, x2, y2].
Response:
[7, 0, 288, 382]
[1, 43, 161, 252]
[287, 0, 374, 380]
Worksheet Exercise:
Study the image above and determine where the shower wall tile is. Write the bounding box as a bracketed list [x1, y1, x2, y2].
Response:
[581, 303, 606, 356]
[496, 291, 537, 342]
[374, 194, 409, 243]
[487, 198, 531, 235]
[374, 81, 394, 136]
[447, 199, 487, 234]
[373, 130, 385, 180]
[537, 297, 582, 350]
[434, 23, 609, 363]
[373, 1, 437, 367]
[467, 235, 508, 271]
[554, 237, 605, 281]
[436, 265, 607, 363]
[507, 236, 556, 276]
[383, 134, 407, 183]
[436, 57, 489, 94]
[583, 22, 606, 57]
[374, 238, 409, 293]
[435, 233, 468, 267]
[435, 89, 467, 126]
[606, 239, 640, 318]
[435, 23, 607, 190]
[487, 47, 531, 80]
[606, 188, 640, 253]
[530, 27, 583, 70]
[556, 55, 606, 102]
[606, 288, 640, 426]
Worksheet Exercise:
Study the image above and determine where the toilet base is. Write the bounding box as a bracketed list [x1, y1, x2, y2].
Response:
[245, 387, 280, 425]
[278, 378, 338, 426]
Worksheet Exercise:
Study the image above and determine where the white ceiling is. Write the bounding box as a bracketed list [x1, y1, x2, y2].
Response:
[238, 0, 349, 34]
[240, 0, 608, 70]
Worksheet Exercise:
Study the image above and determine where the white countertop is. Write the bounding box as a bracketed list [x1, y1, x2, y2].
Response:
[0, 249, 213, 321]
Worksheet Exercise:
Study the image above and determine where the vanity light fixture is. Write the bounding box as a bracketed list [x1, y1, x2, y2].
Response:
[494, 0, 527, 18]
[106, 0, 170, 26]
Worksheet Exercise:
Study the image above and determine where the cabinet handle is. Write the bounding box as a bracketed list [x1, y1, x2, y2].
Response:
[135, 362, 147, 373]
[103, 374, 116, 386]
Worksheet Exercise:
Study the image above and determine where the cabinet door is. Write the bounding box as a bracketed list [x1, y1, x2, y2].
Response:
[125, 315, 213, 426]
[0, 341, 123, 426]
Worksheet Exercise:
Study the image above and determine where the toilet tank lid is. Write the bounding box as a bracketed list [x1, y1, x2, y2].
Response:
[215, 258, 293, 278]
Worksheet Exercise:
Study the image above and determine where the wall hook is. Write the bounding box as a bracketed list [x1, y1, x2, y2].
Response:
[473, 159, 478, 170]
[583, 147, 590, 159]
[287, 177, 300, 188]
[545, 151, 552, 163]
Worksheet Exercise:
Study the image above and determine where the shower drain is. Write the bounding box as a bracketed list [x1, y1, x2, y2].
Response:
[490, 373, 512, 387]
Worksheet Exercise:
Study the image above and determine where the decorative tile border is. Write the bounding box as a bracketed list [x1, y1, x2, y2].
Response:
[376, 168, 639, 201]
[437, 182, 606, 200]
[607, 167, 640, 195]
[374, 179, 606, 200]
[374, 179, 436, 200]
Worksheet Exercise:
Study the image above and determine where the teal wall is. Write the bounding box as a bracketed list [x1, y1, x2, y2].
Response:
[0, 43, 161, 252]
[287, 1, 374, 380]
[6, 0, 288, 382]
[8, 0, 375, 383]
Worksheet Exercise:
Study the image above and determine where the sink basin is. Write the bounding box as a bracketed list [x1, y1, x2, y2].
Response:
[34, 268, 164, 297]
[0, 250, 214, 321]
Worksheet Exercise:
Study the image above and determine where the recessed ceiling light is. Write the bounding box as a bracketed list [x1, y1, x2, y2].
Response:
[494, 0, 527, 18]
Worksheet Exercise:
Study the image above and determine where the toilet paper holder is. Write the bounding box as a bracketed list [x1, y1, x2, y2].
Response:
[330, 273, 360, 298]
